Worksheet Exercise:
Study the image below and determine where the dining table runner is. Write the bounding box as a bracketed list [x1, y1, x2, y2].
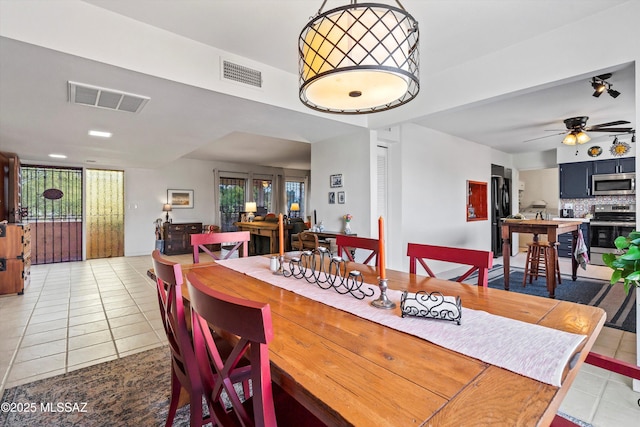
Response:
[215, 256, 586, 387]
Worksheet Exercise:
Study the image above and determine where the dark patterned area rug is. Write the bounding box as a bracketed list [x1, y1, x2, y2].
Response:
[0, 346, 193, 427]
[486, 266, 636, 334]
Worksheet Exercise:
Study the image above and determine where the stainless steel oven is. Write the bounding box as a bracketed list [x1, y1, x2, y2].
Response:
[589, 204, 636, 266]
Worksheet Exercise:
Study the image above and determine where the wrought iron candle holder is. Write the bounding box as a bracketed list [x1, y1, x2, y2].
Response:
[400, 291, 462, 325]
[283, 247, 374, 300]
[370, 278, 396, 309]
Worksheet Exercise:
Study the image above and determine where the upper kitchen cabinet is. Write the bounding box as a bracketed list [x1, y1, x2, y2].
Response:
[593, 157, 635, 174]
[559, 161, 593, 199]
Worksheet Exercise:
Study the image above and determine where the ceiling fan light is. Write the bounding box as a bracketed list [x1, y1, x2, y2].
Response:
[562, 133, 577, 145]
[576, 131, 591, 144]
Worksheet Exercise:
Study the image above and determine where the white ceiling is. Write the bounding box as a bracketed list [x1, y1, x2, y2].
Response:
[0, 0, 635, 169]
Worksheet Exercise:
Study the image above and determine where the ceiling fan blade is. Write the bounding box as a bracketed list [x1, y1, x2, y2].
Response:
[588, 120, 631, 129]
[587, 127, 634, 133]
[523, 132, 565, 142]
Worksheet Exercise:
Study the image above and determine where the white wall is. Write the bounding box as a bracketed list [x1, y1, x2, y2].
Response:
[310, 130, 372, 236]
[519, 168, 559, 213]
[391, 123, 495, 274]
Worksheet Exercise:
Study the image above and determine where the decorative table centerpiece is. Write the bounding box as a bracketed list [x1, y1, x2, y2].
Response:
[343, 213, 353, 234]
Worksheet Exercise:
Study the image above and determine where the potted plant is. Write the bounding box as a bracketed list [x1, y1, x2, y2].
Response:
[602, 231, 640, 294]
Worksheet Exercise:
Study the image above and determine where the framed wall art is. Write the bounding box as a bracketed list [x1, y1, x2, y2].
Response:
[328, 192, 336, 204]
[338, 191, 345, 204]
[167, 189, 194, 208]
[330, 174, 343, 188]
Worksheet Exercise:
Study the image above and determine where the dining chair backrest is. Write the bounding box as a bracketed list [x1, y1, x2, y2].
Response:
[335, 235, 379, 266]
[186, 272, 276, 426]
[191, 231, 250, 263]
[151, 250, 207, 427]
[295, 231, 319, 251]
[407, 243, 493, 287]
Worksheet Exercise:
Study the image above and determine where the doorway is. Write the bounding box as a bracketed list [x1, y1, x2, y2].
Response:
[21, 165, 83, 264]
[219, 177, 246, 232]
[86, 169, 124, 259]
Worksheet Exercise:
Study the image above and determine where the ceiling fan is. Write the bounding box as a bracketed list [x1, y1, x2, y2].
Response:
[524, 116, 633, 145]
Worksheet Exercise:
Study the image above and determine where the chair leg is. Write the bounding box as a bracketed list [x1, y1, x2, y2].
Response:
[555, 244, 561, 284]
[523, 246, 533, 287]
[166, 367, 181, 427]
[189, 388, 203, 427]
[530, 244, 543, 283]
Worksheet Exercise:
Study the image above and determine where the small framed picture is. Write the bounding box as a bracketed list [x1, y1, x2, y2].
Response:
[330, 174, 343, 188]
[328, 192, 336, 204]
[338, 191, 345, 204]
[167, 189, 194, 208]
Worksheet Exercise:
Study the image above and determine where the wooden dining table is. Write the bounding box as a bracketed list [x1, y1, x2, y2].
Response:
[501, 219, 584, 298]
[172, 255, 605, 427]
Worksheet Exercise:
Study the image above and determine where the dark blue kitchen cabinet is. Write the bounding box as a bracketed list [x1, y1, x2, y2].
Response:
[559, 162, 593, 198]
[557, 222, 589, 259]
[593, 157, 635, 174]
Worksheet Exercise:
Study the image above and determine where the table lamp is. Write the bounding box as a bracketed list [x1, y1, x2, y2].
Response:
[162, 204, 172, 223]
[245, 202, 257, 222]
[290, 202, 300, 218]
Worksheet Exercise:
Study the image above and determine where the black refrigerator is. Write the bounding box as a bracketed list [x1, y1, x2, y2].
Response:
[491, 175, 511, 257]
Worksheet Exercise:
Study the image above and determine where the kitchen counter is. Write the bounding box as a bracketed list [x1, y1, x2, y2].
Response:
[552, 217, 591, 222]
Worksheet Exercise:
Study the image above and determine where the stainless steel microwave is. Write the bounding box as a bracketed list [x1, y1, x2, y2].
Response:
[592, 173, 635, 196]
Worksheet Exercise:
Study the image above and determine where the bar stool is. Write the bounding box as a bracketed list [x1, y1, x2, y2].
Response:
[523, 241, 561, 287]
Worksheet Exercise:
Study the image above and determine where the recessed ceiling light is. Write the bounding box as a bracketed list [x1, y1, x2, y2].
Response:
[49, 154, 67, 159]
[88, 130, 112, 138]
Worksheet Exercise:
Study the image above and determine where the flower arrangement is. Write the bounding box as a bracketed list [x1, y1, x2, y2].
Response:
[343, 214, 353, 234]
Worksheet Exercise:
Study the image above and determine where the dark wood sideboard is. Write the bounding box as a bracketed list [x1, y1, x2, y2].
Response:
[0, 223, 31, 295]
[163, 222, 202, 255]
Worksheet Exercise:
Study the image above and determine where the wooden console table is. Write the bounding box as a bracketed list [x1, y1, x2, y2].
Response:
[234, 221, 291, 255]
[291, 230, 356, 252]
[501, 219, 582, 298]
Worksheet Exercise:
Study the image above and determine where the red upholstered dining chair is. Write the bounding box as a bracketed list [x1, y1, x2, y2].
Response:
[191, 231, 250, 263]
[407, 243, 493, 287]
[186, 272, 325, 427]
[151, 250, 208, 427]
[335, 235, 379, 266]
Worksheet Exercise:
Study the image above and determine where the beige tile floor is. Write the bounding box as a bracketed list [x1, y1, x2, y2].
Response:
[0, 251, 638, 426]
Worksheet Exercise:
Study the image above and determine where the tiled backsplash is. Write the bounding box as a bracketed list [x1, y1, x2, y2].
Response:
[559, 195, 636, 218]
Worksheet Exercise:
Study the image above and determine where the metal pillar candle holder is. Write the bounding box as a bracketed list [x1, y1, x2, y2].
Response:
[283, 247, 374, 300]
[370, 278, 396, 309]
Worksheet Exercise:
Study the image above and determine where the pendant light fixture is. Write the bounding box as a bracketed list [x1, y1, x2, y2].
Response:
[299, 0, 420, 114]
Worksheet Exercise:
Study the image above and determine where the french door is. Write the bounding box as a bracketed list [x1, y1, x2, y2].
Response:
[219, 177, 246, 231]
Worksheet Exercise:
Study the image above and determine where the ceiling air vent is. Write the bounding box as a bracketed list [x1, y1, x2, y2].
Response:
[68, 81, 150, 113]
[222, 60, 262, 88]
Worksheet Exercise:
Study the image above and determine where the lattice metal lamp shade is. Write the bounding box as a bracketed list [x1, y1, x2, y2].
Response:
[299, 2, 420, 114]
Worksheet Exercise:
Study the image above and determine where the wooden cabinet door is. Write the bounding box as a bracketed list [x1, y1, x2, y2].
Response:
[559, 162, 593, 198]
[619, 157, 635, 173]
[593, 159, 618, 175]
